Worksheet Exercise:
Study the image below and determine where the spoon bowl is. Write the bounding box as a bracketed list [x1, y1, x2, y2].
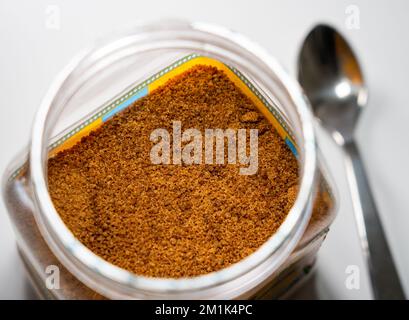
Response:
[298, 24, 368, 144]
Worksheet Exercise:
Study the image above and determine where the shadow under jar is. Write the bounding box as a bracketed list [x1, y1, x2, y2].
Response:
[2, 20, 337, 300]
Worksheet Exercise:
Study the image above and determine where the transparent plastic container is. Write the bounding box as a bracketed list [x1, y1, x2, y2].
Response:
[2, 20, 337, 299]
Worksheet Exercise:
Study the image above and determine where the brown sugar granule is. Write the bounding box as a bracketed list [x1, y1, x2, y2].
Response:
[47, 65, 299, 278]
[240, 111, 260, 123]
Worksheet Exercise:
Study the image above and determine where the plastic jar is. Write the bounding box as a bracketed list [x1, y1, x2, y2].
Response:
[2, 20, 337, 299]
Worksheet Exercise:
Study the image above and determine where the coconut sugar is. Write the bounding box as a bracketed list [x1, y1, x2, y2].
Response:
[47, 65, 299, 278]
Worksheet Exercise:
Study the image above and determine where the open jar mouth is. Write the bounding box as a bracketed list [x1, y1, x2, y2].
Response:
[29, 20, 317, 299]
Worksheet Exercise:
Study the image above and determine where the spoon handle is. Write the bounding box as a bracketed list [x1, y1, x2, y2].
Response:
[343, 141, 405, 299]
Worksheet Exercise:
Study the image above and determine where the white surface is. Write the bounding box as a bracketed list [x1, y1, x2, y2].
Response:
[0, 0, 408, 299]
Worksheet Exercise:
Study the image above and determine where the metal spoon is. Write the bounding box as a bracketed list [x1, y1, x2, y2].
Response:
[297, 24, 405, 299]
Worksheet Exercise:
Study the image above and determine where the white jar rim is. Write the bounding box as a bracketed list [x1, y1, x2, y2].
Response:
[29, 20, 317, 299]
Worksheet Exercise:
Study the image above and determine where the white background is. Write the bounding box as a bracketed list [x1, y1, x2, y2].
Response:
[0, 0, 408, 299]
